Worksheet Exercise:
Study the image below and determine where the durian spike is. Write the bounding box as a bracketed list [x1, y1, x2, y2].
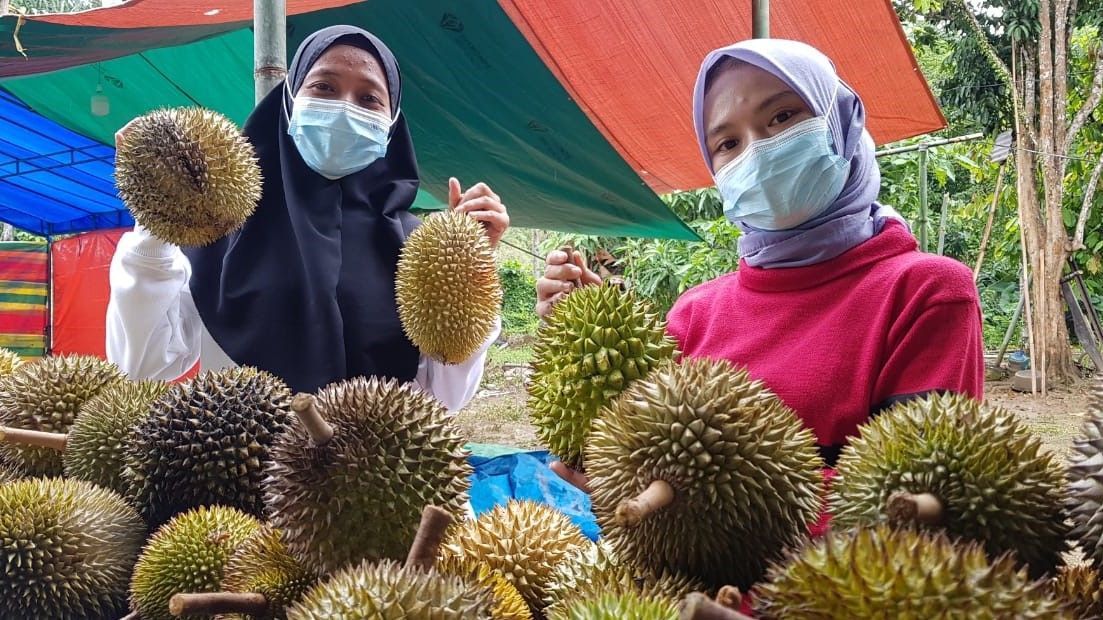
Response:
[887, 491, 944, 525]
[168, 592, 269, 616]
[0, 425, 67, 451]
[680, 592, 754, 620]
[715, 585, 742, 609]
[291, 393, 333, 445]
[558, 245, 584, 289]
[615, 479, 675, 528]
[405, 504, 453, 570]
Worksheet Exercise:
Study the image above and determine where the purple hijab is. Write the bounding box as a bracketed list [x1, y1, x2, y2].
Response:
[692, 39, 907, 269]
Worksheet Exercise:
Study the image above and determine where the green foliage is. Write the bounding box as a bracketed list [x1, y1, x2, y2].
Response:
[498, 259, 539, 336]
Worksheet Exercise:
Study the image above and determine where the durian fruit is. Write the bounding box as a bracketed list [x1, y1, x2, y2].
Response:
[286, 559, 495, 619]
[831, 393, 1069, 577]
[544, 541, 700, 617]
[0, 477, 145, 619]
[65, 379, 170, 496]
[0, 354, 123, 475]
[1050, 565, 1103, 619]
[587, 358, 822, 591]
[218, 526, 317, 620]
[528, 283, 677, 467]
[265, 377, 471, 574]
[437, 555, 533, 620]
[440, 499, 592, 613]
[548, 591, 679, 620]
[1069, 377, 1103, 567]
[115, 107, 262, 247]
[129, 505, 262, 620]
[166, 525, 316, 620]
[396, 210, 501, 365]
[126, 367, 292, 526]
[752, 525, 1069, 619]
[0, 347, 23, 375]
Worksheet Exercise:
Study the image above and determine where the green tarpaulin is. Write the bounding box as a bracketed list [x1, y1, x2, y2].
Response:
[0, 2, 698, 239]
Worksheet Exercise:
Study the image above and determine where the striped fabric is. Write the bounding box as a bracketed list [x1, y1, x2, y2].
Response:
[0, 242, 47, 359]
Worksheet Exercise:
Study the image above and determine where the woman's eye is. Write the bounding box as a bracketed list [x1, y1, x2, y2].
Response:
[771, 110, 795, 125]
[717, 139, 739, 153]
[309, 82, 334, 93]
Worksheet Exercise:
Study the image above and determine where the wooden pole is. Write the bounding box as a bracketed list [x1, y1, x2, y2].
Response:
[918, 147, 929, 252]
[973, 160, 1008, 281]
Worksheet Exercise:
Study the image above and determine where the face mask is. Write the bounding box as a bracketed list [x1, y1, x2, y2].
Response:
[714, 106, 848, 231]
[286, 86, 395, 180]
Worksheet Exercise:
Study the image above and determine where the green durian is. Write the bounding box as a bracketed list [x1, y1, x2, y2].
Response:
[0, 354, 123, 475]
[753, 525, 1069, 619]
[1049, 565, 1103, 619]
[440, 499, 592, 613]
[115, 107, 262, 247]
[0, 477, 145, 619]
[129, 505, 262, 620]
[126, 367, 292, 526]
[436, 555, 533, 620]
[547, 591, 679, 620]
[286, 559, 495, 619]
[1068, 376, 1103, 568]
[396, 210, 502, 365]
[831, 393, 1069, 577]
[265, 377, 471, 574]
[64, 379, 170, 496]
[587, 357, 822, 590]
[0, 347, 23, 376]
[528, 283, 677, 467]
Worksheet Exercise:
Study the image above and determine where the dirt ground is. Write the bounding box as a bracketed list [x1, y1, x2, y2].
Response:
[459, 340, 1099, 459]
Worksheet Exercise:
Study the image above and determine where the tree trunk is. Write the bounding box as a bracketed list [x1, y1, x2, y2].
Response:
[0, 225, 12, 242]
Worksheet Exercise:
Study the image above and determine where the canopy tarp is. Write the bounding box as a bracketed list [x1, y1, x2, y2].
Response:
[0, 0, 942, 238]
[0, 89, 128, 236]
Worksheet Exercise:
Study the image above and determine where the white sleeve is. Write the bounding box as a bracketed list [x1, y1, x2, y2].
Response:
[415, 316, 502, 412]
[105, 226, 203, 381]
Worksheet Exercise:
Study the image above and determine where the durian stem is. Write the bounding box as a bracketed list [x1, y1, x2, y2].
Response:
[680, 592, 754, 620]
[119, 612, 140, 620]
[0, 426, 66, 451]
[888, 492, 943, 525]
[291, 393, 334, 445]
[168, 592, 268, 616]
[405, 504, 454, 570]
[716, 585, 743, 610]
[615, 479, 675, 528]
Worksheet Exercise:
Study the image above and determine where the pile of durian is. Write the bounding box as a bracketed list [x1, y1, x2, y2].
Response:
[1, 112, 1100, 616]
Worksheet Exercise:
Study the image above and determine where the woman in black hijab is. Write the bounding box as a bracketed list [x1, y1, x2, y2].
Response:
[106, 26, 509, 409]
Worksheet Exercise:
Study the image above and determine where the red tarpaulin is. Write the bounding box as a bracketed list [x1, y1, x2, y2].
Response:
[499, 0, 944, 193]
[50, 228, 124, 358]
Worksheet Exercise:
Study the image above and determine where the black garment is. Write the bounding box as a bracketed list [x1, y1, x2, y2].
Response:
[185, 26, 421, 394]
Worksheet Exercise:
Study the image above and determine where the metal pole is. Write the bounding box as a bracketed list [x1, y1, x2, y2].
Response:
[254, 0, 287, 104]
[936, 193, 950, 256]
[917, 146, 928, 252]
[752, 0, 769, 38]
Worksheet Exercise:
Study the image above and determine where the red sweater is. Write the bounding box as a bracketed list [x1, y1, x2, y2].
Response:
[666, 220, 985, 465]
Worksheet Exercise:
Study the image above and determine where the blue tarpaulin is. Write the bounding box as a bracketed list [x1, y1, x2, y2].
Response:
[468, 445, 599, 541]
[0, 90, 131, 237]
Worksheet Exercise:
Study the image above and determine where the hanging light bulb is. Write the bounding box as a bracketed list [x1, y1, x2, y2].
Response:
[90, 84, 110, 117]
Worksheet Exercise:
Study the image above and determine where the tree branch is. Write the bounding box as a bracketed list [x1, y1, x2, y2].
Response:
[1068, 52, 1103, 147]
[1072, 150, 1103, 250]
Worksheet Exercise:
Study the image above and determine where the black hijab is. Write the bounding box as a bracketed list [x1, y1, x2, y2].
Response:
[184, 26, 422, 394]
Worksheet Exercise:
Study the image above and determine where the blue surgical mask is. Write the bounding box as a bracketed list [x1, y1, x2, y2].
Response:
[286, 87, 395, 180]
[714, 111, 848, 231]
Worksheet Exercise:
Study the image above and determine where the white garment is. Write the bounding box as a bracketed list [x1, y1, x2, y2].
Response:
[105, 227, 500, 412]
